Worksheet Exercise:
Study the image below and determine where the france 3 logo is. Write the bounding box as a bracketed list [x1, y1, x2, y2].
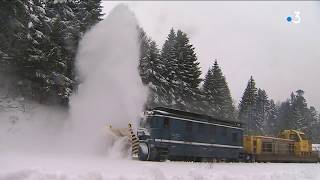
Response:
[286, 11, 301, 24]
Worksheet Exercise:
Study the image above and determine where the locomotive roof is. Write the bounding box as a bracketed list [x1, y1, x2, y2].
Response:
[150, 107, 242, 128]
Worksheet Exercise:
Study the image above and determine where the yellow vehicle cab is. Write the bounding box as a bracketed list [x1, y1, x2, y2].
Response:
[243, 130, 318, 162]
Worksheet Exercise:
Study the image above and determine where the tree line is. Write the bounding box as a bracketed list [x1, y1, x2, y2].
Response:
[0, 0, 103, 104]
[139, 28, 320, 142]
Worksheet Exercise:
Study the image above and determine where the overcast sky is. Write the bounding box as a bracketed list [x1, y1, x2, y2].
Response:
[101, 1, 320, 110]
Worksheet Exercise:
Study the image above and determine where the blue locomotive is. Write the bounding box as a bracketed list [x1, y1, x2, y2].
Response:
[137, 107, 244, 161]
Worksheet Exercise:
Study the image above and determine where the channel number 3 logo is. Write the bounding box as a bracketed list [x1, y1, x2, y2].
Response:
[288, 11, 301, 24]
[293, 11, 301, 24]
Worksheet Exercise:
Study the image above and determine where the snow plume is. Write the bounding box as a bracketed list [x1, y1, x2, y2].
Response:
[67, 4, 147, 155]
[0, 4, 145, 158]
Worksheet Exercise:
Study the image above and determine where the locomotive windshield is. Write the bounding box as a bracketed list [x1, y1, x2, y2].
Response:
[139, 116, 151, 129]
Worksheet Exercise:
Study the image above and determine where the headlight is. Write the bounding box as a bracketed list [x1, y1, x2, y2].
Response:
[139, 143, 149, 154]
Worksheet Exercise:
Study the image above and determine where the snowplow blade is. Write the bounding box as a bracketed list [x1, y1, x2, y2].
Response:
[108, 123, 139, 156]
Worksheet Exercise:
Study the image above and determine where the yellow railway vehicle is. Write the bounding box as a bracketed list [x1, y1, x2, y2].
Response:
[243, 130, 318, 162]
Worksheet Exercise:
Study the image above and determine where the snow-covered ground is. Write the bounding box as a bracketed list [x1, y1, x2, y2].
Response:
[1, 152, 320, 180]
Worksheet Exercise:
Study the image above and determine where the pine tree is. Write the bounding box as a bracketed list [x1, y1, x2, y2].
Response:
[290, 90, 308, 131]
[74, 0, 103, 33]
[254, 89, 270, 134]
[138, 28, 169, 108]
[265, 99, 279, 135]
[139, 29, 152, 85]
[30, 0, 78, 104]
[0, 0, 30, 74]
[239, 76, 258, 134]
[278, 90, 314, 138]
[172, 29, 202, 112]
[0, 0, 103, 105]
[202, 66, 215, 114]
[160, 28, 178, 107]
[309, 106, 319, 142]
[202, 60, 235, 120]
[278, 100, 292, 132]
[146, 41, 168, 108]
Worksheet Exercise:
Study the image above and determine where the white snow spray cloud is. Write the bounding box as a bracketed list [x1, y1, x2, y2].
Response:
[0, 4, 146, 158]
[67, 4, 147, 155]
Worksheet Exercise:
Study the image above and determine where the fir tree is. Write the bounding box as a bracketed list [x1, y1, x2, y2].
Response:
[0, 0, 103, 105]
[254, 89, 270, 134]
[138, 28, 168, 108]
[75, 0, 103, 33]
[239, 76, 258, 134]
[290, 90, 308, 131]
[309, 106, 319, 142]
[145, 41, 168, 108]
[0, 0, 30, 74]
[278, 100, 292, 132]
[265, 99, 279, 135]
[139, 29, 152, 85]
[202, 66, 215, 114]
[160, 28, 178, 107]
[202, 60, 235, 120]
[173, 29, 202, 112]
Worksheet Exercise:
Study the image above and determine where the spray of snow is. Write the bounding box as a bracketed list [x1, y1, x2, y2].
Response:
[0, 4, 146, 157]
[66, 4, 147, 155]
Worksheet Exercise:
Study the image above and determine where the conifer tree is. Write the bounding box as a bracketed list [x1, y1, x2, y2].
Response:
[73, 0, 103, 33]
[265, 99, 279, 135]
[278, 100, 292, 132]
[290, 90, 308, 131]
[254, 89, 270, 134]
[139, 29, 152, 85]
[0, 0, 103, 105]
[138, 28, 168, 108]
[239, 76, 258, 134]
[202, 66, 215, 114]
[145, 41, 168, 108]
[309, 106, 319, 142]
[202, 60, 235, 120]
[173, 29, 202, 112]
[277, 90, 315, 139]
[160, 28, 178, 107]
[0, 0, 30, 74]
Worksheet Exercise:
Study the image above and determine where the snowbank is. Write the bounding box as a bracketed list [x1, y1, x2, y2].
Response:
[1, 152, 320, 180]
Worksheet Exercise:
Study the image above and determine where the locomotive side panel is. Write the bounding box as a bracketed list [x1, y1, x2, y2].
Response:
[138, 108, 244, 161]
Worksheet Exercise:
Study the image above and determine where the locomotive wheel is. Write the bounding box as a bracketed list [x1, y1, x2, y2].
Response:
[138, 142, 150, 161]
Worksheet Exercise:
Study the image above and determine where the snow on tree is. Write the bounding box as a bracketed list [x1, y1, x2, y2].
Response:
[0, 0, 103, 105]
[138, 28, 168, 108]
[160, 28, 179, 107]
[171, 29, 202, 112]
[290, 90, 309, 132]
[238, 76, 258, 134]
[71, 0, 103, 34]
[202, 60, 235, 120]
[309, 106, 319, 142]
[139, 29, 152, 85]
[254, 89, 270, 134]
[265, 99, 279, 135]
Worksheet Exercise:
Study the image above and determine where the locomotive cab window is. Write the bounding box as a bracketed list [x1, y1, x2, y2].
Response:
[163, 117, 170, 129]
